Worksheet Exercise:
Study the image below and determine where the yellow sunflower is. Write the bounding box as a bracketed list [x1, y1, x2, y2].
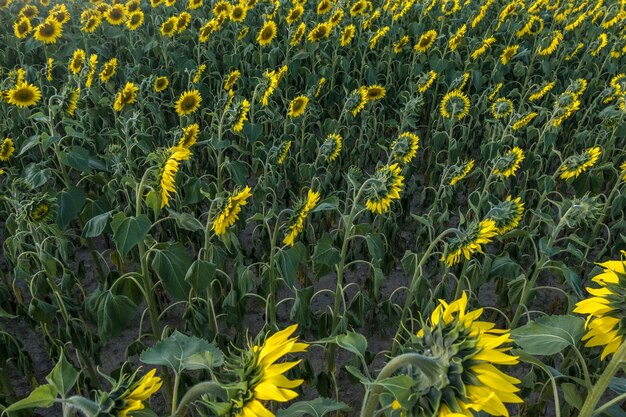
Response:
[212, 186, 253, 235]
[390, 132, 419, 164]
[65, 88, 80, 117]
[445, 219, 497, 267]
[233, 98, 250, 133]
[159, 146, 192, 208]
[449, 159, 474, 186]
[486, 196, 525, 235]
[493, 147, 524, 178]
[160, 16, 178, 36]
[257, 20, 277, 46]
[414, 29, 437, 53]
[116, 370, 163, 417]
[69, 49, 86, 75]
[106, 4, 127, 25]
[560, 147, 602, 180]
[178, 123, 200, 149]
[284, 190, 321, 246]
[365, 85, 385, 100]
[230, 4, 247, 22]
[365, 163, 404, 214]
[440, 90, 470, 120]
[14, 16, 32, 39]
[126, 10, 144, 30]
[174, 90, 202, 116]
[33, 18, 62, 44]
[0, 138, 15, 161]
[290, 22, 306, 46]
[340, 24, 356, 46]
[113, 82, 139, 112]
[99, 58, 118, 82]
[288, 95, 308, 118]
[224, 70, 241, 91]
[6, 82, 42, 107]
[308, 22, 331, 42]
[286, 4, 303, 24]
[491, 97, 514, 119]
[320, 133, 343, 162]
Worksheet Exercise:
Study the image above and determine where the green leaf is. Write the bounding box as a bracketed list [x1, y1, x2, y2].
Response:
[56, 187, 87, 230]
[243, 122, 262, 143]
[168, 210, 204, 232]
[4, 384, 57, 412]
[110, 213, 151, 258]
[276, 246, 301, 288]
[561, 383, 582, 410]
[290, 286, 314, 327]
[140, 330, 211, 374]
[311, 196, 339, 213]
[60, 146, 91, 172]
[185, 259, 216, 293]
[312, 234, 340, 268]
[81, 210, 113, 238]
[366, 234, 384, 264]
[151, 242, 193, 300]
[336, 331, 367, 357]
[275, 397, 351, 417]
[511, 315, 584, 355]
[182, 344, 224, 370]
[97, 290, 137, 342]
[46, 353, 79, 398]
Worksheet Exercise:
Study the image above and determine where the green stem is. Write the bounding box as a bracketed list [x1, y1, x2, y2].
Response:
[578, 341, 626, 417]
[592, 391, 626, 416]
[171, 373, 180, 416]
[171, 381, 225, 417]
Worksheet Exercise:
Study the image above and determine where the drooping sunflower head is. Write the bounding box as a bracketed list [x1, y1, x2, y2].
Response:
[154, 76, 169, 92]
[113, 82, 139, 112]
[574, 257, 626, 359]
[364, 163, 404, 214]
[511, 112, 538, 131]
[257, 20, 277, 46]
[500, 45, 520, 65]
[6, 82, 42, 108]
[416, 70, 437, 93]
[440, 90, 470, 120]
[98, 369, 163, 417]
[33, 18, 62, 44]
[212, 186, 253, 235]
[444, 219, 497, 267]
[158, 146, 192, 208]
[27, 196, 56, 223]
[319, 133, 342, 162]
[390, 132, 419, 164]
[174, 89, 202, 116]
[283, 189, 321, 246]
[486, 196, 525, 235]
[565, 78, 588, 97]
[224, 69, 241, 91]
[493, 147, 524, 178]
[230, 98, 250, 133]
[402, 292, 521, 414]
[0, 138, 15, 161]
[99, 58, 118, 82]
[178, 123, 200, 149]
[276, 140, 292, 165]
[491, 97, 514, 119]
[449, 159, 474, 185]
[340, 24, 355, 46]
[560, 146, 601, 180]
[65, 87, 80, 117]
[290, 22, 306, 46]
[307, 22, 331, 42]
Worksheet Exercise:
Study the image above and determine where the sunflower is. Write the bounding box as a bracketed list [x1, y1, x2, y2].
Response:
[260, 70, 280, 106]
[159, 146, 192, 208]
[126, 11, 144, 29]
[350, 0, 369, 16]
[470, 36, 496, 60]
[199, 19, 222, 42]
[440, 90, 470, 120]
[115, 370, 163, 417]
[0, 138, 15, 161]
[552, 92, 581, 127]
[414, 29, 437, 53]
[65, 88, 80, 117]
[621, 161, 626, 181]
[230, 4, 247, 22]
[340, 24, 355, 46]
[98, 58, 118, 82]
[176, 11, 191, 32]
[19, 5, 38, 19]
[317, 0, 332, 14]
[277, 141, 292, 165]
[82, 14, 102, 33]
[486, 196, 525, 235]
[307, 22, 331, 42]
[29, 200, 54, 223]
[174, 90, 202, 116]
[511, 112, 538, 130]
[566, 78, 588, 98]
[391, 132, 419, 164]
[445, 219, 497, 267]
[417, 70, 437, 93]
[178, 123, 200, 148]
[491, 97, 513, 119]
[448, 24, 466, 51]
[229, 325, 307, 417]
[528, 81, 554, 102]
[14, 16, 32, 39]
[574, 258, 626, 359]
[286, 4, 303, 24]
[233, 99, 250, 133]
[113, 82, 139, 112]
[224, 70, 241, 91]
[363, 9, 380, 30]
[212, 186, 252, 235]
[238, 26, 249, 40]
[349, 87, 369, 117]
[188, 0, 203, 9]
[393, 35, 409, 53]
[106, 4, 127, 25]
[160, 16, 178, 36]
[213, 0, 231, 17]
[590, 32, 609, 56]
[328, 9, 344, 26]
[500, 45, 519, 65]
[126, 0, 141, 13]
[257, 20, 277, 46]
[84, 54, 97, 87]
[400, 292, 522, 414]
[290, 22, 306, 46]
[492, 147, 524, 178]
[288, 95, 308, 118]
[193, 64, 206, 83]
[6, 82, 42, 108]
[315, 77, 326, 97]
[449, 159, 474, 185]
[69, 49, 86, 75]
[320, 133, 342, 161]
[283, 190, 320, 246]
[33, 18, 62, 44]
[47, 57, 54, 81]
[369, 26, 389, 49]
[366, 85, 385, 100]
[364, 163, 404, 214]
[560, 147, 601, 180]
[537, 30, 563, 56]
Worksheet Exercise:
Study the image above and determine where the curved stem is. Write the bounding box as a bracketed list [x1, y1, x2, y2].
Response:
[579, 341, 626, 417]
[171, 381, 226, 417]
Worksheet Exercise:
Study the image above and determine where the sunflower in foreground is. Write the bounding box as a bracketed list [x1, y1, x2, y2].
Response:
[212, 186, 252, 236]
[228, 325, 307, 417]
[159, 146, 192, 208]
[364, 163, 404, 214]
[107, 369, 163, 417]
[33, 18, 62, 44]
[444, 219, 497, 267]
[113, 82, 139, 112]
[6, 82, 42, 108]
[574, 257, 626, 359]
[175, 90, 202, 116]
[560, 147, 601, 180]
[283, 189, 320, 246]
[396, 292, 521, 416]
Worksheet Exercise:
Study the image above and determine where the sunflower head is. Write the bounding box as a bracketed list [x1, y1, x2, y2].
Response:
[319, 133, 342, 162]
[178, 123, 200, 149]
[399, 292, 521, 415]
[449, 159, 474, 186]
[416, 70, 437, 93]
[113, 82, 139, 112]
[440, 90, 470, 120]
[307, 22, 331, 42]
[391, 132, 419, 164]
[445, 219, 497, 267]
[14, 16, 32, 38]
[6, 82, 42, 108]
[0, 138, 15, 161]
[563, 195, 602, 229]
[230, 4, 247, 22]
[224, 70, 241, 91]
[492, 147, 524, 178]
[486, 196, 525, 235]
[213, 0, 232, 17]
[20, 5, 38, 19]
[95, 369, 162, 417]
[106, 4, 127, 25]
[560, 146, 601, 180]
[288, 95, 308, 118]
[365, 85, 386, 101]
[127, 10, 144, 29]
[364, 163, 404, 214]
[34, 18, 62, 44]
[154, 76, 169, 92]
[284, 190, 321, 246]
[257, 20, 277, 46]
[28, 196, 56, 223]
[212, 186, 252, 235]
[276, 140, 292, 165]
[340, 24, 355, 46]
[175, 90, 202, 116]
[491, 98, 514, 119]
[414, 29, 437, 53]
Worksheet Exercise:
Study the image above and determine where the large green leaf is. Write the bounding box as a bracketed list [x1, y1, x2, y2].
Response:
[511, 315, 584, 356]
[185, 259, 217, 293]
[46, 353, 79, 398]
[56, 187, 87, 230]
[151, 242, 192, 299]
[96, 290, 137, 342]
[140, 330, 211, 374]
[275, 398, 351, 417]
[276, 246, 301, 288]
[4, 384, 57, 412]
[312, 234, 340, 268]
[81, 210, 112, 238]
[110, 213, 151, 258]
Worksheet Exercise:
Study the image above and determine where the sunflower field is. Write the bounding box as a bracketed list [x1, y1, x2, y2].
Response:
[1, 0, 626, 416]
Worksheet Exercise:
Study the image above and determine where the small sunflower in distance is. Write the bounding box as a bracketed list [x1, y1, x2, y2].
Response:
[99, 58, 118, 82]
[283, 189, 321, 246]
[178, 123, 200, 149]
[365, 85, 386, 101]
[288, 95, 308, 118]
[6, 81, 42, 108]
[449, 159, 474, 185]
[14, 16, 32, 38]
[277, 141, 292, 165]
[229, 325, 307, 417]
[402, 292, 522, 414]
[257, 20, 277, 46]
[308, 22, 332, 42]
[69, 49, 86, 75]
[560, 147, 601, 180]
[574, 257, 626, 359]
[175, 90, 202, 116]
[340, 24, 356, 46]
[212, 186, 252, 235]
[511, 112, 538, 130]
[491, 97, 514, 119]
[232, 98, 250, 133]
[223, 70, 241, 91]
[493, 147, 524, 178]
[390, 132, 419, 164]
[319, 133, 342, 162]
[417, 70, 437, 93]
[160, 16, 178, 36]
[440, 90, 470, 120]
[33, 18, 62, 44]
[445, 219, 498, 267]
[486, 196, 525, 235]
[154, 76, 169, 93]
[113, 82, 139, 112]
[364, 163, 405, 214]
[159, 146, 192, 208]
[414, 29, 437, 53]
[0, 138, 15, 161]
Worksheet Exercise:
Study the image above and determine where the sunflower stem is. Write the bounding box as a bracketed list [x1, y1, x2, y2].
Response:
[170, 381, 225, 417]
[578, 341, 626, 417]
